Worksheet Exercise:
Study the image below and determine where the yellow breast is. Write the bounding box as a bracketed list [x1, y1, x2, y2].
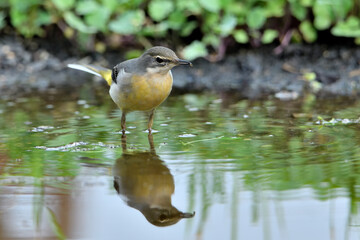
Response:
[113, 71, 173, 112]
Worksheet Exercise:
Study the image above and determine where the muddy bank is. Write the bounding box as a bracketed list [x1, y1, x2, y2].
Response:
[1, 36, 360, 99]
[175, 44, 360, 99]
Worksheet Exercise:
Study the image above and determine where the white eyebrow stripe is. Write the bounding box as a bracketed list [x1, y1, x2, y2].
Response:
[155, 56, 172, 62]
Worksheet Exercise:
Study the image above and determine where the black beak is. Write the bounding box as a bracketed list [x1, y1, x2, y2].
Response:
[180, 211, 195, 218]
[176, 59, 193, 67]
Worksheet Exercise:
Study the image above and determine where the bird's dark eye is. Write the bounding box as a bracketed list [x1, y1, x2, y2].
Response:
[156, 57, 164, 63]
[159, 214, 167, 221]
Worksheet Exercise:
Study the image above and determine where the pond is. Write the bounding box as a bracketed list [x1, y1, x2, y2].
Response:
[1, 87, 360, 240]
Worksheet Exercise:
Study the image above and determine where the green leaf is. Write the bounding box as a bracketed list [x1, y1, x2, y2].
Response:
[289, 1, 306, 20]
[300, 21, 317, 43]
[216, 14, 237, 36]
[85, 7, 111, 31]
[180, 21, 197, 37]
[177, 0, 201, 14]
[35, 10, 52, 26]
[167, 11, 186, 30]
[313, 2, 332, 30]
[9, 0, 41, 11]
[141, 22, 168, 37]
[109, 10, 145, 35]
[148, 0, 174, 21]
[198, 0, 220, 13]
[51, 0, 75, 11]
[262, 29, 278, 44]
[203, 13, 219, 30]
[300, 0, 313, 7]
[182, 41, 208, 60]
[246, 7, 266, 29]
[9, 5, 47, 37]
[331, 0, 353, 19]
[64, 11, 96, 33]
[9, 8, 25, 28]
[331, 16, 360, 37]
[100, 0, 117, 11]
[220, 0, 231, 8]
[202, 33, 220, 48]
[233, 29, 248, 43]
[225, 2, 246, 16]
[265, 0, 285, 17]
[75, 0, 100, 15]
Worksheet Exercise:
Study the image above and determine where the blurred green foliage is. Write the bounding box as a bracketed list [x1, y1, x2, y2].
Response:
[0, 0, 359, 59]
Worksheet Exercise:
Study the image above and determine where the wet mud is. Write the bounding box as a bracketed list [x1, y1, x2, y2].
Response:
[1, 36, 359, 99]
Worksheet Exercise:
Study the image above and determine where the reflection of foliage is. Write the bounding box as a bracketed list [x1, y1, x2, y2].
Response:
[0, 92, 360, 195]
[1, 92, 360, 195]
[179, 97, 360, 195]
[2, 92, 360, 234]
[163, 95, 360, 227]
[0, 94, 116, 179]
[173, 95, 360, 235]
[0, 0, 359, 57]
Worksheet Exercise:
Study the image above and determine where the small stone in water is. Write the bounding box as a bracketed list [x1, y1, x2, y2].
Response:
[77, 100, 87, 105]
[275, 91, 299, 100]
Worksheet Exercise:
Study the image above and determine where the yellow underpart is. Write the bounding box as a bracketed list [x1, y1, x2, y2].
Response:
[118, 72, 173, 112]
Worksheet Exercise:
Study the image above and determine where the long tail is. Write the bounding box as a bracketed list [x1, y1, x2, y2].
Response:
[67, 64, 112, 86]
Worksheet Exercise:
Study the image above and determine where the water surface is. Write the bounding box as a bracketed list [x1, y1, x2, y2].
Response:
[1, 90, 360, 240]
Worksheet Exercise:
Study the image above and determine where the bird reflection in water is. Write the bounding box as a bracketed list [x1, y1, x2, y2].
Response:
[113, 135, 195, 227]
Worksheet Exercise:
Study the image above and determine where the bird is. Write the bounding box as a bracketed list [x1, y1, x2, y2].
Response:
[68, 46, 192, 134]
[113, 134, 195, 226]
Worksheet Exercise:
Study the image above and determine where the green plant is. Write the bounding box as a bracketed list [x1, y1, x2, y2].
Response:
[0, 0, 359, 58]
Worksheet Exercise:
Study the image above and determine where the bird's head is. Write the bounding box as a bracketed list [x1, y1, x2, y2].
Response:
[139, 46, 192, 74]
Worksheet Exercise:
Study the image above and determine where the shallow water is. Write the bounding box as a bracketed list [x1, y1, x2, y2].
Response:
[1, 89, 360, 240]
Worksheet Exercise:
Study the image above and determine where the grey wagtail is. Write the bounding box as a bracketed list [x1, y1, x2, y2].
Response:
[113, 134, 195, 226]
[68, 46, 192, 134]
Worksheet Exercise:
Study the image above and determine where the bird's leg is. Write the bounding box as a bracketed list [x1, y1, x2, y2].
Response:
[148, 134, 155, 153]
[147, 109, 155, 134]
[121, 112, 126, 134]
[121, 133, 127, 152]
